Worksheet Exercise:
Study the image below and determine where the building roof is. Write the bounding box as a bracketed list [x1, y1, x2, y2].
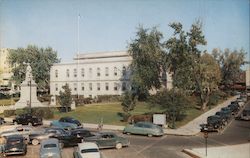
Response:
[74, 51, 128, 60]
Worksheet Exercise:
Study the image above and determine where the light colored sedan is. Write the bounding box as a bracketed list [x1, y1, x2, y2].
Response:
[123, 121, 164, 137]
[73, 142, 101, 158]
[40, 138, 62, 158]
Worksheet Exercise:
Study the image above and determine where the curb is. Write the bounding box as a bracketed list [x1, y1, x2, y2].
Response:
[182, 149, 203, 158]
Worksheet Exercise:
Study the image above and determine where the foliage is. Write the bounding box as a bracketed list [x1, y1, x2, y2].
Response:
[121, 91, 137, 121]
[212, 48, 246, 89]
[165, 21, 221, 110]
[148, 89, 194, 128]
[8, 45, 60, 92]
[128, 26, 166, 98]
[58, 83, 73, 113]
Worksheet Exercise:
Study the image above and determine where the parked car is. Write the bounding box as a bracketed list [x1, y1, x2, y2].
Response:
[221, 107, 233, 115]
[73, 142, 101, 158]
[4, 135, 27, 156]
[215, 111, 231, 125]
[200, 115, 224, 132]
[13, 113, 43, 126]
[40, 138, 62, 158]
[0, 125, 35, 143]
[84, 132, 130, 149]
[0, 117, 5, 125]
[228, 103, 240, 115]
[70, 129, 95, 139]
[239, 108, 250, 121]
[50, 120, 79, 130]
[59, 117, 82, 127]
[29, 127, 82, 146]
[123, 121, 164, 137]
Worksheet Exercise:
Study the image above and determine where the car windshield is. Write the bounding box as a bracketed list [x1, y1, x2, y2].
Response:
[8, 138, 22, 145]
[81, 148, 98, 153]
[44, 144, 57, 148]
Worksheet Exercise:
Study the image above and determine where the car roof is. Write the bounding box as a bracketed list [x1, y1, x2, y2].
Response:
[41, 138, 59, 145]
[78, 142, 98, 150]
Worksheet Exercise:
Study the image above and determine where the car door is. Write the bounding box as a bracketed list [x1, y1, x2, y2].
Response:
[133, 123, 145, 135]
[98, 134, 116, 148]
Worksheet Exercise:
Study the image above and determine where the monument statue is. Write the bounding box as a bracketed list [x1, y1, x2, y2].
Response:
[14, 63, 44, 109]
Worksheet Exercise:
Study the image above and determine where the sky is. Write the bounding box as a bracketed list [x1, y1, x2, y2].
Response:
[0, 0, 249, 64]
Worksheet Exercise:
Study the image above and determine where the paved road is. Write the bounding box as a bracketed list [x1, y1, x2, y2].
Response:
[4, 101, 250, 158]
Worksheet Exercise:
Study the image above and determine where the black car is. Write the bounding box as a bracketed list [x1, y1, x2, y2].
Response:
[29, 127, 82, 147]
[215, 111, 231, 124]
[228, 104, 240, 115]
[13, 113, 43, 126]
[70, 129, 94, 139]
[59, 117, 82, 127]
[4, 135, 27, 156]
[200, 115, 224, 132]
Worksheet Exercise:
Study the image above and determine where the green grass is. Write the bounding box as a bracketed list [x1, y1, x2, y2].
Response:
[0, 98, 16, 106]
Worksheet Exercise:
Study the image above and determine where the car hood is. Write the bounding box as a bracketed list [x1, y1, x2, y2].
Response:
[80, 152, 101, 158]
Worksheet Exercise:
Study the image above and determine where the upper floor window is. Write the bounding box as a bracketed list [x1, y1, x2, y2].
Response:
[114, 67, 118, 76]
[81, 68, 85, 77]
[97, 67, 101, 77]
[66, 69, 70, 77]
[122, 66, 126, 76]
[105, 67, 109, 76]
[97, 83, 100, 91]
[55, 70, 58, 78]
[114, 82, 118, 91]
[55, 84, 58, 91]
[74, 68, 77, 77]
[105, 83, 109, 91]
[89, 68, 92, 78]
[81, 83, 84, 91]
[89, 83, 92, 91]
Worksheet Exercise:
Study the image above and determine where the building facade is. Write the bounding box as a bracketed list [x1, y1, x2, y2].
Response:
[50, 51, 172, 98]
[0, 48, 12, 87]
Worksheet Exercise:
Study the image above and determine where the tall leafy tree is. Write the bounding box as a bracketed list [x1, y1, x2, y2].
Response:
[8, 45, 60, 92]
[212, 48, 246, 90]
[128, 26, 166, 98]
[58, 83, 72, 113]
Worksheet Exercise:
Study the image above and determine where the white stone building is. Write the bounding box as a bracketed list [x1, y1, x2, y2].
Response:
[50, 51, 172, 98]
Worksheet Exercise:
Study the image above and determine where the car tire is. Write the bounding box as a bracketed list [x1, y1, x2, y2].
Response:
[116, 143, 122, 149]
[32, 139, 39, 145]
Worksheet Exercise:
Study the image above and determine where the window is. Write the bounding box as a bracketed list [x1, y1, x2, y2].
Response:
[55, 70, 58, 78]
[105, 83, 109, 91]
[105, 67, 109, 76]
[55, 84, 58, 91]
[97, 67, 101, 77]
[81, 83, 84, 91]
[97, 83, 100, 91]
[66, 69, 70, 77]
[114, 83, 118, 91]
[122, 82, 126, 91]
[122, 66, 126, 76]
[89, 68, 92, 78]
[89, 83, 92, 91]
[74, 68, 77, 77]
[74, 83, 77, 91]
[81, 68, 85, 77]
[114, 67, 117, 76]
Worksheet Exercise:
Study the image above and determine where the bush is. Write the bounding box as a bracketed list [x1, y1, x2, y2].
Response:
[31, 107, 54, 119]
[3, 110, 15, 117]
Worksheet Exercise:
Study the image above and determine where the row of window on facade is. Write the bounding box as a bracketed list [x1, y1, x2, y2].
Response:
[55, 82, 128, 92]
[55, 66, 127, 78]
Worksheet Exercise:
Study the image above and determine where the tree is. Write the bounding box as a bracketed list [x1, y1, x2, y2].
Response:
[128, 26, 166, 98]
[121, 91, 137, 121]
[166, 21, 221, 110]
[148, 89, 193, 128]
[8, 45, 60, 92]
[212, 48, 246, 90]
[58, 83, 72, 113]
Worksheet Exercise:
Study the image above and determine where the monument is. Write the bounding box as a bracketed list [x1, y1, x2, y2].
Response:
[15, 63, 44, 109]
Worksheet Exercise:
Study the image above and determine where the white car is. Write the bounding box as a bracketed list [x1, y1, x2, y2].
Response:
[73, 142, 101, 158]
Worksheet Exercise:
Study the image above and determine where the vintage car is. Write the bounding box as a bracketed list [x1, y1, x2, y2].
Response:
[4, 135, 27, 156]
[40, 138, 62, 158]
[13, 113, 43, 126]
[123, 121, 164, 137]
[84, 132, 130, 149]
[50, 120, 79, 130]
[59, 117, 82, 127]
[73, 142, 101, 158]
[29, 127, 82, 146]
[200, 115, 224, 132]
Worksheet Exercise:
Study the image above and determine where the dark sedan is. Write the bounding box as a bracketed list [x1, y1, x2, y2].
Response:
[59, 117, 82, 127]
[4, 135, 27, 156]
[70, 128, 95, 139]
[84, 132, 130, 149]
[29, 127, 82, 147]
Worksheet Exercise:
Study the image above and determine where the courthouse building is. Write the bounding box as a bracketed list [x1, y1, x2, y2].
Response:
[50, 51, 173, 98]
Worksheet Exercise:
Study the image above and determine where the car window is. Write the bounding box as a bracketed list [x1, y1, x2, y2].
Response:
[44, 144, 57, 148]
[81, 149, 98, 153]
[135, 123, 143, 127]
[143, 124, 151, 128]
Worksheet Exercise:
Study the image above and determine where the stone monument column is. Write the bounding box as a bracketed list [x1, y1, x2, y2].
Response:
[15, 63, 44, 109]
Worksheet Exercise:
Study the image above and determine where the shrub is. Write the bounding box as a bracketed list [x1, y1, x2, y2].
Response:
[3, 110, 15, 117]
